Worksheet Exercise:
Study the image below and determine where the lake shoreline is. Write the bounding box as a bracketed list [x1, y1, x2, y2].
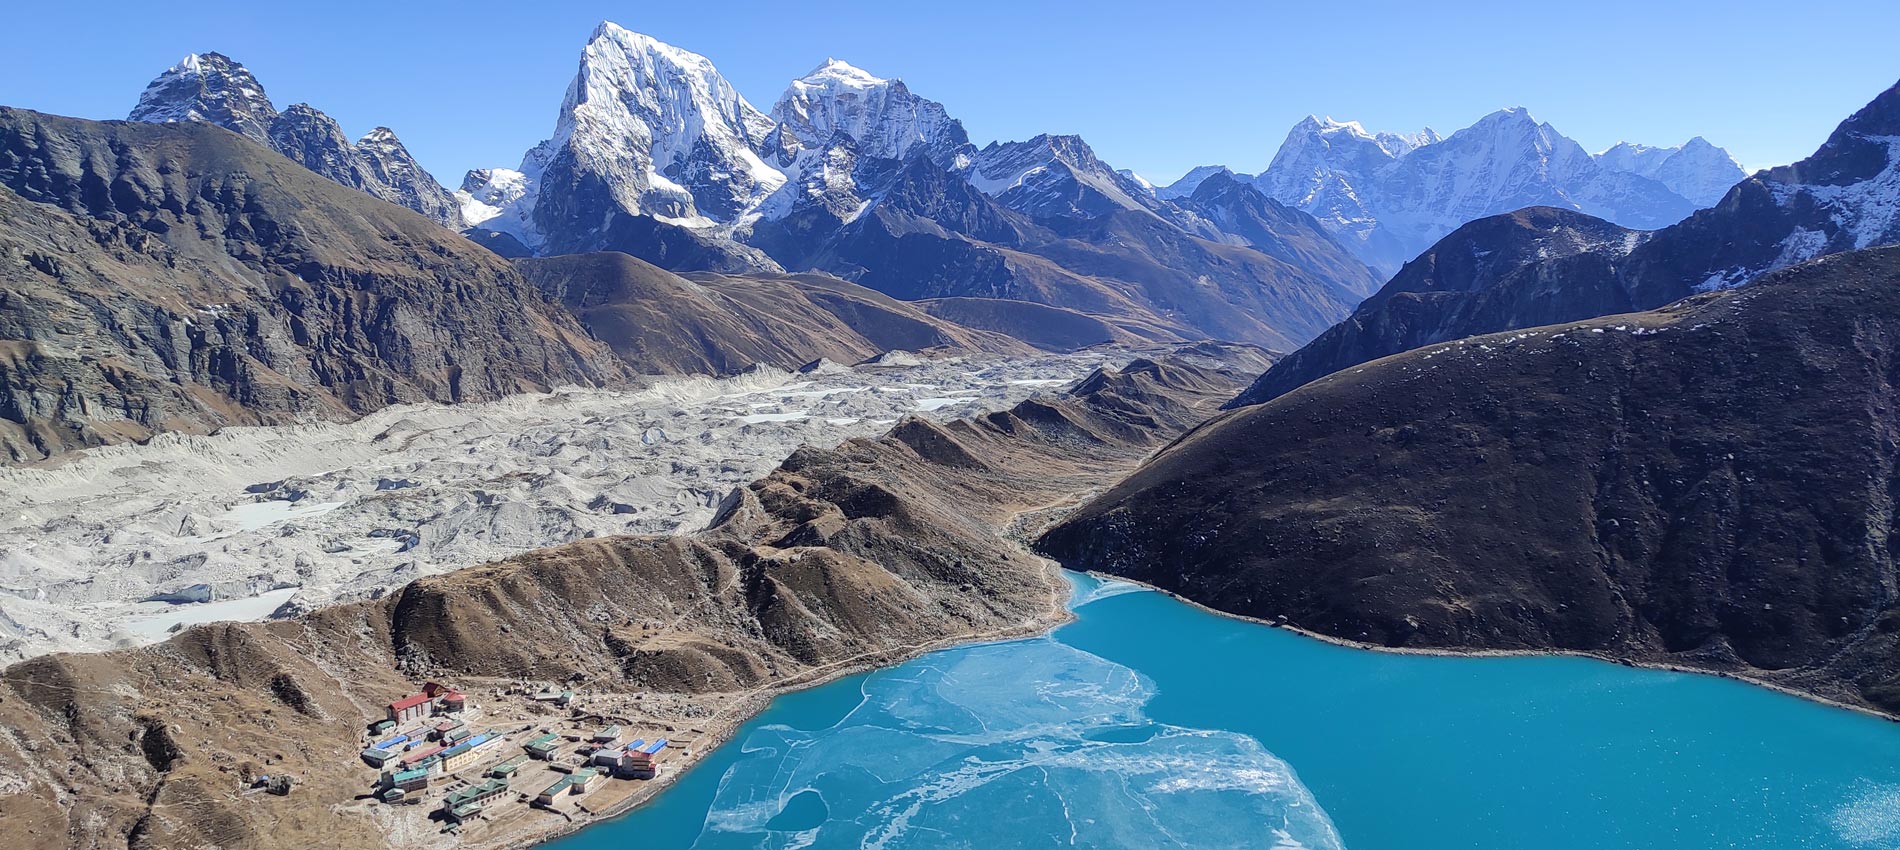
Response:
[486, 560, 1898, 850]
[485, 562, 1079, 850]
[1088, 571, 1900, 726]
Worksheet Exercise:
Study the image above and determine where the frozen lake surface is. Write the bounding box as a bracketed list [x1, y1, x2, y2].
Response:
[545, 573, 1900, 850]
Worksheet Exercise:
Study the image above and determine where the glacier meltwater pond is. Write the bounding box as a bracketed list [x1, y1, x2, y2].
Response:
[546, 574, 1900, 849]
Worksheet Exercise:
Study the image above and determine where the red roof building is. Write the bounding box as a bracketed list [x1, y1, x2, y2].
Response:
[387, 693, 432, 724]
[400, 744, 446, 767]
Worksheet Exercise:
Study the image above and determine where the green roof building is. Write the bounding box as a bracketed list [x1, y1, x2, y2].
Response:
[489, 755, 530, 778]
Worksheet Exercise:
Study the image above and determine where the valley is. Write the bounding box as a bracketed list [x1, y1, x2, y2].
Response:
[0, 343, 1269, 850]
[2, 8, 1899, 850]
[0, 349, 1131, 662]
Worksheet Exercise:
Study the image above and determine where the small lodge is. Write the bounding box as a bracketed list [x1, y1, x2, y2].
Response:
[387, 693, 433, 725]
[440, 733, 498, 774]
[602, 738, 668, 778]
[627, 738, 667, 770]
[373, 733, 411, 751]
[523, 732, 562, 760]
[535, 768, 599, 806]
[387, 768, 431, 793]
[400, 744, 447, 771]
[443, 725, 473, 747]
[442, 778, 510, 823]
[438, 742, 477, 775]
[442, 690, 467, 712]
[488, 754, 530, 779]
[592, 724, 621, 743]
[361, 747, 398, 768]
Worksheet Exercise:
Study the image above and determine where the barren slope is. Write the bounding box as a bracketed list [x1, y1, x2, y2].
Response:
[0, 344, 1266, 850]
[1043, 247, 1900, 715]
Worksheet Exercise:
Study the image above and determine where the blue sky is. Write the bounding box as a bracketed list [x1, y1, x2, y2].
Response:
[2, 0, 1896, 186]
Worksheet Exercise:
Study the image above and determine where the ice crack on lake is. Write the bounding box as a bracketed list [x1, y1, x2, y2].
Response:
[696, 636, 1343, 849]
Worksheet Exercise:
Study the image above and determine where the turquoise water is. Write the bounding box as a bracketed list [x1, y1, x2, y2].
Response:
[546, 574, 1900, 849]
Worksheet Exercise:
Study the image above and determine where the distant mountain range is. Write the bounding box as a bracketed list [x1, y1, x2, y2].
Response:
[439, 22, 1375, 349]
[1168, 112, 1745, 276]
[1232, 78, 1900, 407]
[121, 23, 1746, 351]
[15, 21, 1871, 466]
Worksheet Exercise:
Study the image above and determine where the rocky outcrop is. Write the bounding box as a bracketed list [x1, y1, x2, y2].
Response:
[1043, 246, 1900, 715]
[0, 108, 624, 462]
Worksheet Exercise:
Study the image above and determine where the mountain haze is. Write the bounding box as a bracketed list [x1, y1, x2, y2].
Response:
[1233, 78, 1900, 407]
[1182, 111, 1744, 276]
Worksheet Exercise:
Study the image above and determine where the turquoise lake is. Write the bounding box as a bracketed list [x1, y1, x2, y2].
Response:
[545, 574, 1900, 849]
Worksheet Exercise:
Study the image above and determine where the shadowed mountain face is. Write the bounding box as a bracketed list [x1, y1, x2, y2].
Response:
[0, 108, 625, 463]
[1232, 79, 1900, 408]
[753, 152, 1373, 351]
[0, 345, 1263, 850]
[515, 251, 1039, 373]
[1042, 246, 1900, 715]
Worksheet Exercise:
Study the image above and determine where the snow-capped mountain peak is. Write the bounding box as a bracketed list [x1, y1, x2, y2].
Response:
[452, 22, 791, 271]
[127, 53, 461, 226]
[767, 56, 968, 164]
[1289, 115, 1439, 160]
[477, 20, 786, 251]
[557, 21, 782, 222]
[1158, 165, 1245, 200]
[1253, 107, 1707, 275]
[1117, 169, 1156, 194]
[799, 57, 883, 89]
[455, 168, 528, 227]
[1695, 79, 1900, 288]
[963, 133, 1167, 224]
[128, 52, 277, 143]
[1595, 136, 1746, 207]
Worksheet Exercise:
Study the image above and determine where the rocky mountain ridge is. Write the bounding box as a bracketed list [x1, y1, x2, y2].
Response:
[1178, 111, 1744, 275]
[0, 108, 624, 463]
[1044, 245, 1900, 716]
[454, 22, 1378, 349]
[129, 52, 464, 227]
